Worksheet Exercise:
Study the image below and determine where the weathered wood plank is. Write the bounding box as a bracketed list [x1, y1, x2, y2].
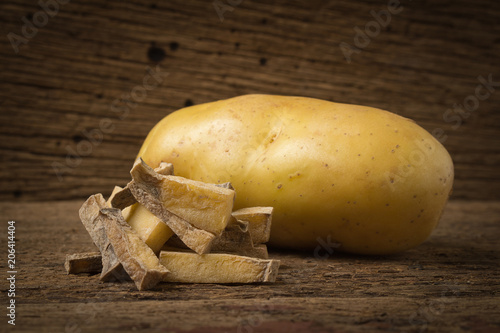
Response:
[0, 0, 499, 201]
[0, 200, 498, 332]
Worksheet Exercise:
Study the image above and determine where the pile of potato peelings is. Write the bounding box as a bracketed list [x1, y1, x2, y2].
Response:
[65, 158, 280, 290]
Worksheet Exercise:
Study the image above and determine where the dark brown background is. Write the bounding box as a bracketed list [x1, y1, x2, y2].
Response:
[0, 0, 499, 332]
[1, 0, 499, 202]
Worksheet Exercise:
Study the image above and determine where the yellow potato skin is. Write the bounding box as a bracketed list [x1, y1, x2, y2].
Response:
[138, 95, 454, 255]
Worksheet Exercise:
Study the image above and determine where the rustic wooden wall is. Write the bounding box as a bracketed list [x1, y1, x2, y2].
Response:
[1, 0, 499, 202]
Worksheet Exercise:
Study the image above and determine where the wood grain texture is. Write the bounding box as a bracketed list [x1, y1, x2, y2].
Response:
[0, 200, 498, 332]
[1, 0, 499, 201]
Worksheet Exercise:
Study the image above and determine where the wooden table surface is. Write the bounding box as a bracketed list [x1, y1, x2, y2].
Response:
[1, 199, 498, 332]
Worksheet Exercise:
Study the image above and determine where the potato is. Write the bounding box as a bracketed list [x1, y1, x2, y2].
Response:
[137, 95, 453, 255]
